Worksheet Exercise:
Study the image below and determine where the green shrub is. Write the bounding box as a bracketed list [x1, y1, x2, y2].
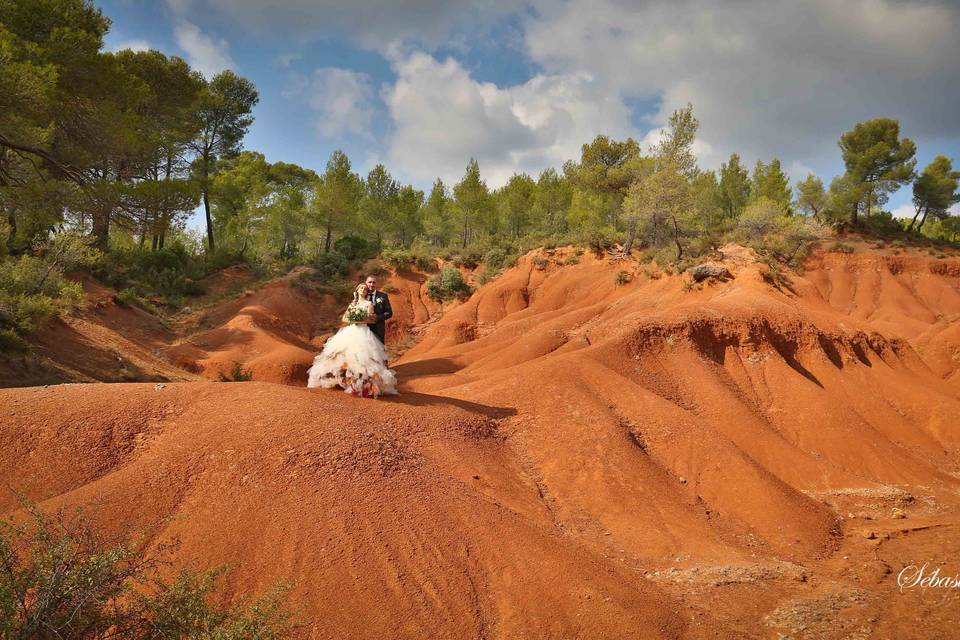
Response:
[426, 267, 472, 302]
[614, 270, 632, 286]
[312, 251, 349, 281]
[533, 256, 549, 270]
[219, 361, 254, 382]
[731, 198, 824, 265]
[450, 252, 481, 269]
[381, 247, 436, 272]
[482, 246, 518, 270]
[0, 235, 91, 337]
[862, 211, 907, 237]
[333, 235, 376, 261]
[477, 269, 500, 285]
[382, 283, 398, 294]
[0, 501, 291, 639]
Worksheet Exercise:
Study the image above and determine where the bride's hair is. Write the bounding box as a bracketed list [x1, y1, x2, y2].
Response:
[352, 283, 367, 303]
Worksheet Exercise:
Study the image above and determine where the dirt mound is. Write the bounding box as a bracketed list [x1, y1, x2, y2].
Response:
[0, 273, 195, 387]
[0, 382, 688, 639]
[166, 266, 441, 384]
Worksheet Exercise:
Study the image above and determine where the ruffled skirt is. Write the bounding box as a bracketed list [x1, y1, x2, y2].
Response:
[306, 323, 398, 397]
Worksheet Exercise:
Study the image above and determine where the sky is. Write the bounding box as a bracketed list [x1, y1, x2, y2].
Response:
[98, 0, 960, 222]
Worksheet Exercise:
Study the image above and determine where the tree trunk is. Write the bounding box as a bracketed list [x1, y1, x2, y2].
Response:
[917, 208, 931, 233]
[623, 217, 638, 255]
[324, 212, 333, 253]
[907, 205, 923, 232]
[203, 188, 215, 252]
[92, 206, 110, 251]
[672, 216, 683, 260]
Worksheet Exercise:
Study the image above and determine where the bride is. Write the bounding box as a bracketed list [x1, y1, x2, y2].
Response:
[306, 284, 398, 397]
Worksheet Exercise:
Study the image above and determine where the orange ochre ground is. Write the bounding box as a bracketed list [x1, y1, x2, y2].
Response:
[2, 243, 960, 639]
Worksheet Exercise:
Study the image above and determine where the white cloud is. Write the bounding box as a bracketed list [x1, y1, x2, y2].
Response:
[382, 49, 633, 187]
[524, 0, 960, 173]
[302, 68, 377, 139]
[107, 39, 153, 53]
[891, 203, 915, 220]
[173, 20, 234, 78]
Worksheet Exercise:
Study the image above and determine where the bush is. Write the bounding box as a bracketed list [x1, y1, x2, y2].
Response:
[731, 198, 824, 265]
[93, 244, 213, 309]
[862, 211, 907, 237]
[333, 235, 376, 261]
[0, 235, 92, 337]
[219, 361, 254, 382]
[533, 256, 549, 270]
[380, 247, 436, 272]
[0, 501, 291, 639]
[614, 270, 632, 286]
[426, 267, 472, 302]
[312, 251, 349, 281]
[482, 246, 519, 270]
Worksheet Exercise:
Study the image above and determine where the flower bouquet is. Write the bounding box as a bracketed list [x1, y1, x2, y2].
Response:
[342, 301, 373, 324]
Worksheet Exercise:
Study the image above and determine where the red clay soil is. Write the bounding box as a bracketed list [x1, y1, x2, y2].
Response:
[165, 265, 440, 383]
[0, 273, 195, 387]
[2, 244, 960, 638]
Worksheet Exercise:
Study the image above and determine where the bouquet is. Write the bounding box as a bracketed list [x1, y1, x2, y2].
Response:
[343, 301, 373, 323]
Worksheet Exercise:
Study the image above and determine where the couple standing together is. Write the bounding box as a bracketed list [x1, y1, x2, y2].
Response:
[306, 275, 399, 398]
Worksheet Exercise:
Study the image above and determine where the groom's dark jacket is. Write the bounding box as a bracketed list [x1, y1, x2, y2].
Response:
[366, 290, 392, 344]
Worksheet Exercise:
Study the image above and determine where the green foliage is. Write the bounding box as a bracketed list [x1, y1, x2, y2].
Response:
[0, 234, 93, 337]
[733, 198, 824, 264]
[651, 103, 699, 178]
[452, 159, 491, 248]
[837, 118, 917, 225]
[115, 287, 146, 309]
[909, 155, 960, 233]
[481, 245, 519, 270]
[312, 251, 349, 281]
[333, 235, 376, 261]
[219, 361, 253, 382]
[93, 243, 213, 309]
[614, 270, 632, 286]
[0, 501, 290, 639]
[796, 173, 828, 219]
[622, 163, 693, 259]
[382, 247, 434, 271]
[750, 158, 792, 209]
[861, 210, 907, 237]
[718, 153, 751, 219]
[426, 267, 471, 302]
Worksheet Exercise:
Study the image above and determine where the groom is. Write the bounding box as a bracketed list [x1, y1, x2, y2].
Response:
[363, 274, 392, 345]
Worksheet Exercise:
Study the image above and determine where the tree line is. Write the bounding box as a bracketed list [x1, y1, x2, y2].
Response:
[3, 0, 959, 270]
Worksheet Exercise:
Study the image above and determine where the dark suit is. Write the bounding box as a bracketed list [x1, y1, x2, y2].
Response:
[366, 290, 392, 344]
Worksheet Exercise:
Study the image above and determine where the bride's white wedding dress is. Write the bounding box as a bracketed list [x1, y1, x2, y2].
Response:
[306, 299, 398, 397]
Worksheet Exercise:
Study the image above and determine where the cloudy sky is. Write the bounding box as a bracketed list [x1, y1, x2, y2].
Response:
[100, 0, 960, 217]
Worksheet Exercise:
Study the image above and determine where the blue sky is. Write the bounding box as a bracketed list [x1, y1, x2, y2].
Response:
[98, 0, 960, 223]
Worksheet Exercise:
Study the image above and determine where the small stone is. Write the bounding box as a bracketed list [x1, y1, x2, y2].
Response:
[679, 476, 687, 484]
[864, 530, 877, 539]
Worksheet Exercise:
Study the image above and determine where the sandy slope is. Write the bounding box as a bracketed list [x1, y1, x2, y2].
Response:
[2, 244, 960, 638]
